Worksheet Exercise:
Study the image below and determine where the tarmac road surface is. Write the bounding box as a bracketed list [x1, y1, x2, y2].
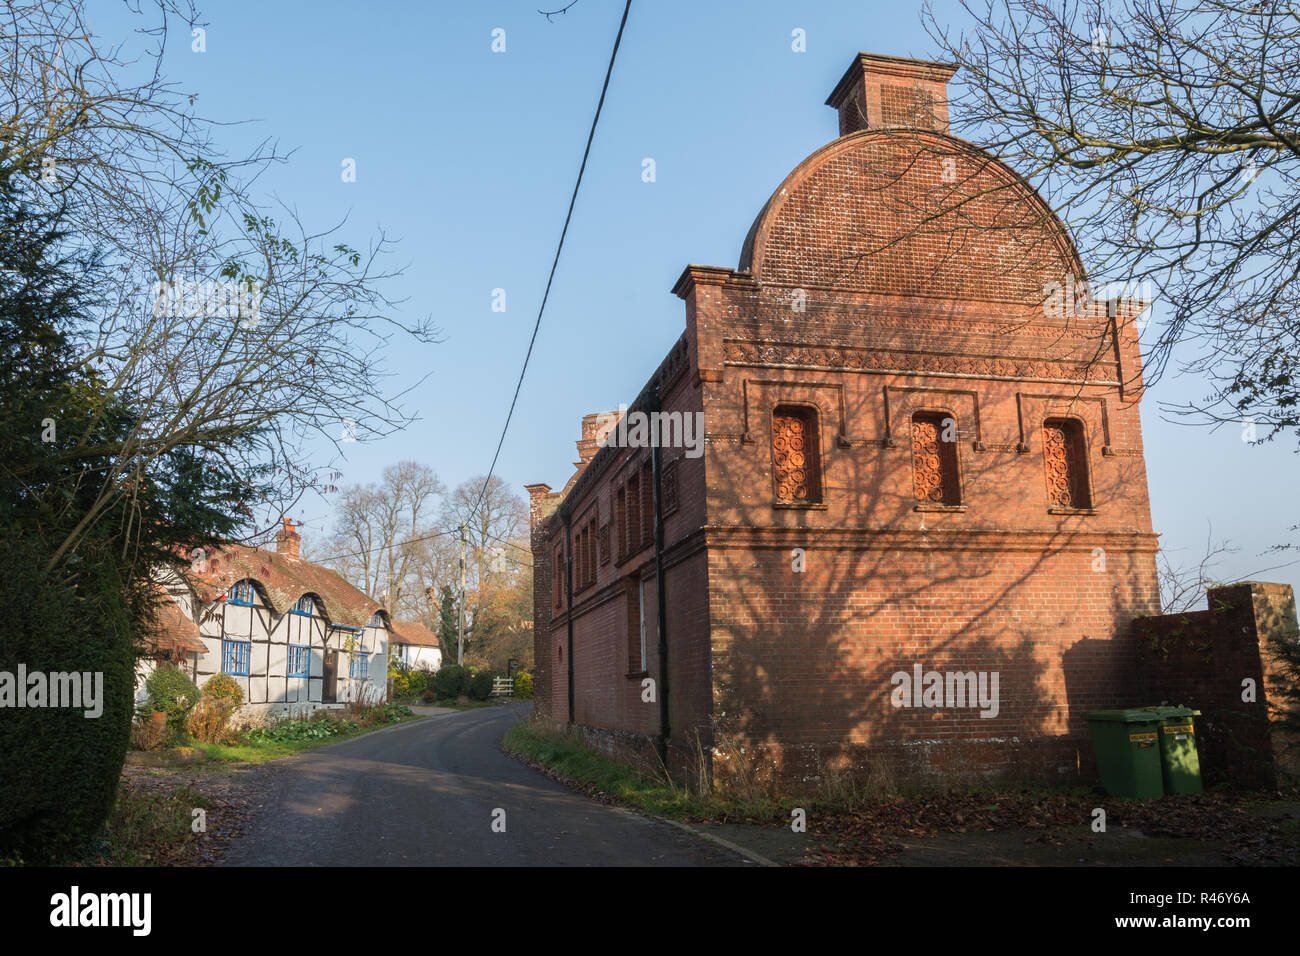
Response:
[219, 702, 751, 867]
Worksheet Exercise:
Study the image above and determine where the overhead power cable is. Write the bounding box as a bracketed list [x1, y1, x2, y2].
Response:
[466, 0, 633, 527]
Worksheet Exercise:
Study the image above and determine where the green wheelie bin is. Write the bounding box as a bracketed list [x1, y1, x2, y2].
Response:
[1141, 705, 1203, 795]
[1083, 709, 1165, 798]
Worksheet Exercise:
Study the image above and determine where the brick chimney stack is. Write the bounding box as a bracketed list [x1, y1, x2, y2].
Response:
[826, 52, 958, 137]
[577, 411, 619, 465]
[275, 517, 301, 560]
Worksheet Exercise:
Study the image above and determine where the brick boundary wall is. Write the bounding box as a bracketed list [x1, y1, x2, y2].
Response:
[1134, 581, 1299, 789]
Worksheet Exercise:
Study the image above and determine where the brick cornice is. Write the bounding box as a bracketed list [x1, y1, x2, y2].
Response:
[672, 264, 757, 300]
[702, 525, 1159, 554]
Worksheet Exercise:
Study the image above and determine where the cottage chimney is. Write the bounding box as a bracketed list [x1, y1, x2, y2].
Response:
[825, 52, 958, 137]
[275, 517, 301, 560]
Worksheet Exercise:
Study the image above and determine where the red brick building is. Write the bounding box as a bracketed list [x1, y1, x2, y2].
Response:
[528, 53, 1161, 787]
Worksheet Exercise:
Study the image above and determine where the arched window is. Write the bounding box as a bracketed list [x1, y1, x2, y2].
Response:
[1043, 418, 1091, 509]
[292, 595, 314, 616]
[772, 405, 821, 504]
[911, 412, 961, 506]
[228, 580, 254, 606]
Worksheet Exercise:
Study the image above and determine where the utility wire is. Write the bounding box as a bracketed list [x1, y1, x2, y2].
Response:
[466, 0, 633, 528]
[313, 4, 631, 573]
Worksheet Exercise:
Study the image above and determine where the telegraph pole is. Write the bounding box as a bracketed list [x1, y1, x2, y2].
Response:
[457, 522, 466, 666]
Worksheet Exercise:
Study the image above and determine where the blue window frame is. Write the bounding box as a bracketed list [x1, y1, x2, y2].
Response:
[221, 639, 251, 676]
[292, 595, 314, 616]
[349, 649, 368, 680]
[228, 581, 254, 606]
[288, 644, 310, 678]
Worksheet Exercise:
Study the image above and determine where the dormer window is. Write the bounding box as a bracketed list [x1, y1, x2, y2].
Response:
[228, 580, 254, 605]
[292, 595, 314, 616]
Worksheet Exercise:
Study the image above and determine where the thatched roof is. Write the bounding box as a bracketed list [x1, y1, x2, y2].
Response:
[185, 542, 387, 629]
[141, 590, 208, 657]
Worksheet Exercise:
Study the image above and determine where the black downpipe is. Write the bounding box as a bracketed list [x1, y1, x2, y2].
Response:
[562, 506, 575, 725]
[649, 387, 670, 770]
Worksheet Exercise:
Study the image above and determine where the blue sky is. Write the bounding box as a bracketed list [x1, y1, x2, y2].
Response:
[94, 0, 1298, 597]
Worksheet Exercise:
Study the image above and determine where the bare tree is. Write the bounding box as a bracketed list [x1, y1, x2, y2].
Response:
[440, 475, 531, 666]
[920, 0, 1300, 443]
[1157, 524, 1239, 613]
[2, 1, 440, 569]
[325, 461, 446, 614]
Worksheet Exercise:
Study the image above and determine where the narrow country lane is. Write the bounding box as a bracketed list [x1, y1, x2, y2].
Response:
[218, 704, 750, 866]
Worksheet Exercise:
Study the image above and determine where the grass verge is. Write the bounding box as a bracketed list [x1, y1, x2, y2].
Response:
[501, 719, 788, 822]
[84, 781, 212, 865]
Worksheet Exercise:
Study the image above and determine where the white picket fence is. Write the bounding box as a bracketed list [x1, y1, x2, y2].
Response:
[491, 676, 514, 698]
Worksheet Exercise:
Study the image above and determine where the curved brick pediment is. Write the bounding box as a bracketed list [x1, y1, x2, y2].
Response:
[739, 129, 1086, 312]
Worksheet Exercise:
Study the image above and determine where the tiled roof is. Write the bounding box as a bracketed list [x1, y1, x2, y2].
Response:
[142, 591, 208, 657]
[391, 619, 441, 648]
[185, 542, 386, 628]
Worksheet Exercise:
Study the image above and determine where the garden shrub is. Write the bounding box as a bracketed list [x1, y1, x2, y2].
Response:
[246, 716, 356, 743]
[433, 665, 470, 700]
[513, 671, 534, 700]
[468, 671, 494, 701]
[185, 696, 236, 743]
[368, 702, 413, 724]
[145, 666, 200, 733]
[201, 672, 243, 708]
[407, 670, 427, 696]
[129, 712, 168, 751]
[422, 690, 436, 703]
[391, 670, 410, 698]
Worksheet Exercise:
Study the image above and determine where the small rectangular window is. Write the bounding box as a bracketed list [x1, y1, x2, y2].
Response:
[221, 639, 251, 676]
[288, 644, 310, 678]
[350, 650, 368, 680]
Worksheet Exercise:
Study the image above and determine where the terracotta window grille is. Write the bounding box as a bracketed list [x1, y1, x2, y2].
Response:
[640, 461, 654, 546]
[553, 545, 564, 608]
[626, 471, 641, 556]
[584, 523, 595, 588]
[615, 486, 627, 559]
[662, 459, 678, 515]
[1042, 418, 1091, 509]
[911, 412, 961, 505]
[626, 579, 644, 674]
[584, 520, 597, 588]
[772, 406, 821, 504]
[576, 527, 586, 590]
